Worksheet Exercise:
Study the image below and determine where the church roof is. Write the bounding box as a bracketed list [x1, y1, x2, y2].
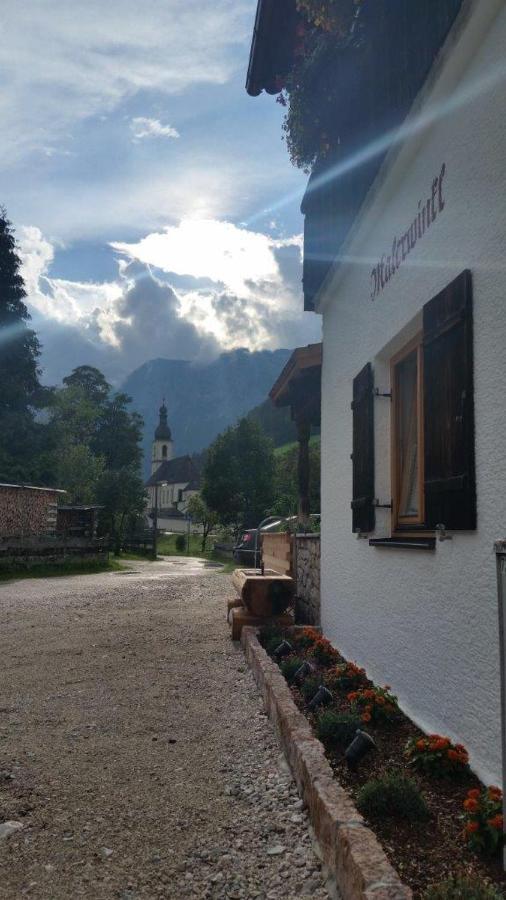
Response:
[145, 455, 201, 488]
[154, 402, 172, 441]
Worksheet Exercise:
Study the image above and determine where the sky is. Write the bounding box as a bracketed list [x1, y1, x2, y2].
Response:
[1, 0, 321, 386]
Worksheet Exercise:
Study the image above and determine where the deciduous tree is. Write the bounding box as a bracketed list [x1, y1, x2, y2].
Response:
[187, 493, 218, 553]
[202, 419, 275, 534]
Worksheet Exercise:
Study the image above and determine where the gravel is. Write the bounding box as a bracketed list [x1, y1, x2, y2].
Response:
[0, 563, 335, 899]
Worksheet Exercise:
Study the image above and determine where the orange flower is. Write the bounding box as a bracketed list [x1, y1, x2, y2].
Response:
[362, 712, 371, 723]
[415, 739, 426, 751]
[488, 786, 503, 801]
[465, 821, 479, 834]
[463, 798, 479, 812]
[347, 692, 358, 702]
[467, 788, 481, 800]
[487, 815, 503, 830]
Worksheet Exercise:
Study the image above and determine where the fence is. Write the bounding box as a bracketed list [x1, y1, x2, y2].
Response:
[0, 533, 109, 570]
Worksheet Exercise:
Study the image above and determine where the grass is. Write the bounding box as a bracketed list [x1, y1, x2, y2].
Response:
[274, 434, 320, 457]
[0, 556, 124, 583]
[155, 533, 236, 573]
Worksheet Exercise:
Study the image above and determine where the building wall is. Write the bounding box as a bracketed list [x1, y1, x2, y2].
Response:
[0, 487, 61, 537]
[318, 1, 506, 784]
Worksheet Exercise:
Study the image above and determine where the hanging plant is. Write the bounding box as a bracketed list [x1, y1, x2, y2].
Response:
[296, 0, 364, 37]
[278, 0, 366, 171]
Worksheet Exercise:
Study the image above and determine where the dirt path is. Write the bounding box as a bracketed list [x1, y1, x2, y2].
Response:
[0, 563, 332, 899]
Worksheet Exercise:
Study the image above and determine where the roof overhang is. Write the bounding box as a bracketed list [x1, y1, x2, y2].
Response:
[0, 483, 67, 494]
[269, 343, 322, 425]
[246, 0, 297, 96]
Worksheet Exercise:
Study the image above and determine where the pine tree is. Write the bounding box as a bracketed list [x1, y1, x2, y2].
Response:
[0, 210, 45, 482]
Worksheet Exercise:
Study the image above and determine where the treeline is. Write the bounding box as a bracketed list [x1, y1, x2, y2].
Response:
[0, 211, 145, 548]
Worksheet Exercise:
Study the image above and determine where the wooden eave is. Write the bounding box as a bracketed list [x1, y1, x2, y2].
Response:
[300, 0, 465, 311]
[246, 0, 297, 96]
[269, 343, 322, 410]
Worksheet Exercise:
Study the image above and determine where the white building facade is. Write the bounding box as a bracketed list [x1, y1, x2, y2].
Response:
[315, 1, 506, 784]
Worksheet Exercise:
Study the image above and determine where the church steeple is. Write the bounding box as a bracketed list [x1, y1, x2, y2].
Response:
[155, 400, 171, 441]
[151, 399, 173, 474]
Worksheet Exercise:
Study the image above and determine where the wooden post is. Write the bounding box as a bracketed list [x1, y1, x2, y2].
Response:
[152, 483, 158, 559]
[296, 414, 311, 523]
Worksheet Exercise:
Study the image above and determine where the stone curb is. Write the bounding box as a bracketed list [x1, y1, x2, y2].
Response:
[241, 627, 412, 900]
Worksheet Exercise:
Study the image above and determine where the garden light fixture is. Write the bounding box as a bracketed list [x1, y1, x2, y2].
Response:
[273, 640, 293, 659]
[293, 660, 314, 684]
[307, 685, 333, 711]
[345, 730, 377, 771]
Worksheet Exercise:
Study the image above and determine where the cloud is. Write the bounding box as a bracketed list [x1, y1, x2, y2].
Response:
[112, 219, 295, 297]
[0, 0, 252, 166]
[130, 117, 180, 141]
[17, 220, 321, 385]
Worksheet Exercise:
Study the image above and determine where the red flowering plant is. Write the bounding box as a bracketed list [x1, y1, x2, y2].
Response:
[348, 685, 399, 724]
[463, 786, 504, 857]
[325, 660, 369, 692]
[310, 636, 341, 667]
[291, 626, 321, 651]
[405, 734, 469, 777]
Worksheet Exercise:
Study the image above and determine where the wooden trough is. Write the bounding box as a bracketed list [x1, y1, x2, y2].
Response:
[229, 567, 294, 639]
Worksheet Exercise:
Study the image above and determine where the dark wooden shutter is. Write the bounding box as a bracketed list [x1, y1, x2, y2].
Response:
[351, 363, 375, 533]
[423, 270, 476, 530]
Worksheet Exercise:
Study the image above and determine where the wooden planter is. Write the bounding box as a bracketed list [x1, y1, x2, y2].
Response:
[232, 567, 294, 617]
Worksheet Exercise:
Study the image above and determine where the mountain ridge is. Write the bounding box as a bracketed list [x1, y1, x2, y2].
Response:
[121, 348, 294, 476]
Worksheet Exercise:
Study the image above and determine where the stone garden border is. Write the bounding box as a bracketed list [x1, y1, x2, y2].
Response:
[241, 626, 412, 900]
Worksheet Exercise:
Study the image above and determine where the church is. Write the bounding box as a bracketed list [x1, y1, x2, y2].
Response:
[145, 402, 200, 534]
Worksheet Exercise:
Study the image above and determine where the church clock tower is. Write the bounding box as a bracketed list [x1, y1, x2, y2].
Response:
[151, 401, 173, 474]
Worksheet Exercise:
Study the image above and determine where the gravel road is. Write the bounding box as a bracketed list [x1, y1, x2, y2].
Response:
[0, 560, 333, 899]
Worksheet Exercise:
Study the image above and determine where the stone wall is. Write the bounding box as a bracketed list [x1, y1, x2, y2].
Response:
[295, 534, 320, 625]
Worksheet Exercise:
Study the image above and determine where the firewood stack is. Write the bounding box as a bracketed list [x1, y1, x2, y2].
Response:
[228, 568, 294, 639]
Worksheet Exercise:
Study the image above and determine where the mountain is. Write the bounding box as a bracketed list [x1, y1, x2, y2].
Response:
[245, 397, 297, 447]
[121, 348, 293, 477]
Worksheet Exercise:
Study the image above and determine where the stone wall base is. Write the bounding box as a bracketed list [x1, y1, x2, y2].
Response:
[241, 627, 411, 900]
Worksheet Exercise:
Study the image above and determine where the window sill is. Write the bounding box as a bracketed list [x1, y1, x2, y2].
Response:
[369, 537, 436, 550]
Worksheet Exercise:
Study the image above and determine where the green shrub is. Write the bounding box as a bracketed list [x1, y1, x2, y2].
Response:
[280, 656, 305, 683]
[356, 774, 429, 823]
[301, 675, 321, 702]
[316, 711, 361, 750]
[175, 534, 186, 552]
[259, 624, 284, 656]
[422, 876, 504, 899]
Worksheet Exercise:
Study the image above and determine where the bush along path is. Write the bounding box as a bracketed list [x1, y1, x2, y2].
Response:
[259, 625, 506, 899]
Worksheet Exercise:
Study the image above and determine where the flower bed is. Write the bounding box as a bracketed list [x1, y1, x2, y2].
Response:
[260, 625, 506, 899]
